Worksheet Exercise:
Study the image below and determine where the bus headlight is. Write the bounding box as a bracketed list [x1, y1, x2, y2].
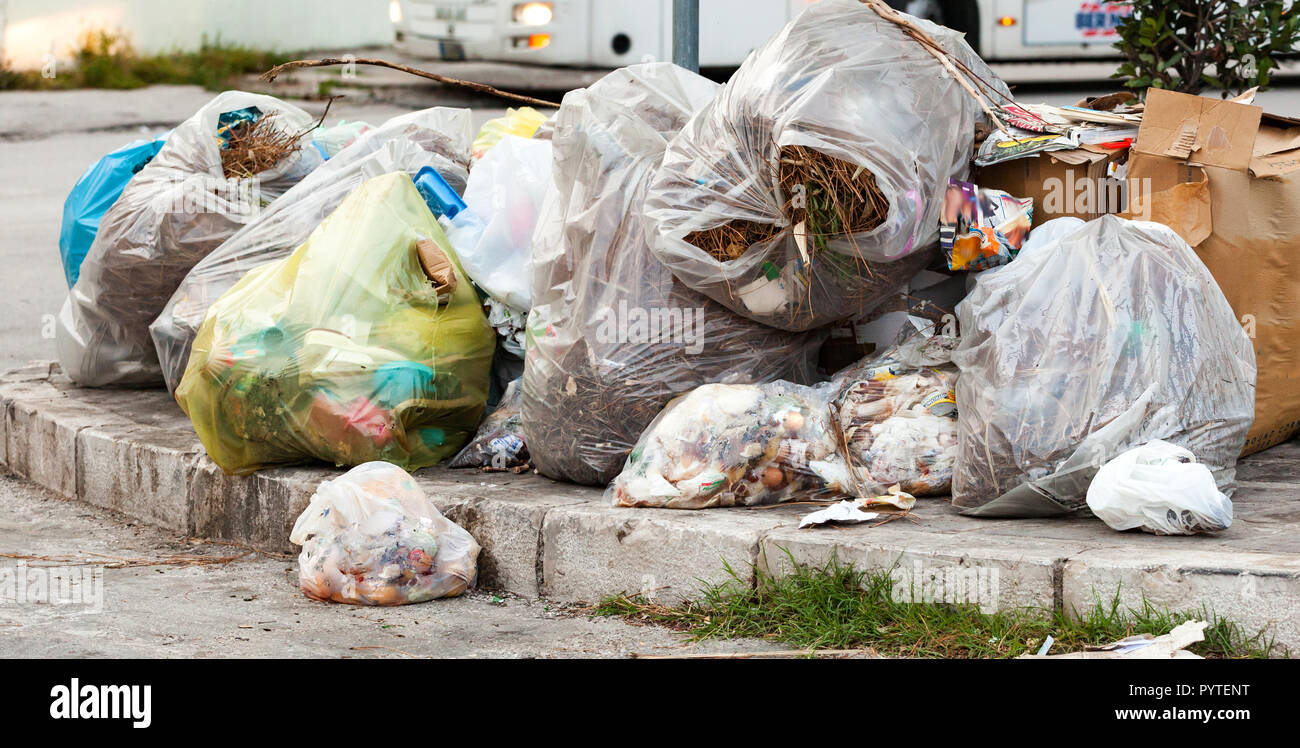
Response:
[389, 0, 403, 24]
[514, 2, 553, 26]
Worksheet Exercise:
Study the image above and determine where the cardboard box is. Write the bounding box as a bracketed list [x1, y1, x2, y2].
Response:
[1127, 88, 1300, 455]
[975, 147, 1127, 227]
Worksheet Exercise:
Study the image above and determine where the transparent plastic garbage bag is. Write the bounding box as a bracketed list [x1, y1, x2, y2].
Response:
[58, 135, 167, 288]
[833, 321, 960, 497]
[290, 461, 480, 605]
[607, 382, 853, 509]
[57, 91, 323, 387]
[644, 0, 1008, 331]
[951, 216, 1256, 517]
[175, 171, 495, 474]
[520, 63, 825, 487]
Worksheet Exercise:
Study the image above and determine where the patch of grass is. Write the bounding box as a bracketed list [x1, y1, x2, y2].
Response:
[592, 552, 1280, 658]
[0, 29, 292, 92]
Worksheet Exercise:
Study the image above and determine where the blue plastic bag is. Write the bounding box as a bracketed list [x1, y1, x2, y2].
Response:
[58, 136, 166, 287]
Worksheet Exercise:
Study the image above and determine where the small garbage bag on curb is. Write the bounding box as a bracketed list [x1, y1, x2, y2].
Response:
[644, 0, 1010, 331]
[176, 171, 495, 475]
[832, 321, 960, 497]
[606, 382, 853, 509]
[151, 107, 474, 394]
[521, 62, 825, 487]
[59, 135, 167, 288]
[57, 91, 324, 388]
[1086, 440, 1233, 535]
[449, 378, 529, 470]
[289, 461, 480, 605]
[951, 216, 1256, 517]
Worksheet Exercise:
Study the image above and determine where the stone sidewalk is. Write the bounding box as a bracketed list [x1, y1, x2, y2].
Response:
[3, 361, 1298, 652]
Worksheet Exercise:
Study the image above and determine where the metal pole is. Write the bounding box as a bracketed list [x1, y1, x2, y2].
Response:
[672, 0, 699, 72]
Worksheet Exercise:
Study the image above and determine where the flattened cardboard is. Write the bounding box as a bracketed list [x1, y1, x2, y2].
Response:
[1135, 88, 1262, 170]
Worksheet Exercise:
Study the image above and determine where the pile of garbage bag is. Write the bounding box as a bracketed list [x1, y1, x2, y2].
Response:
[290, 461, 480, 605]
[644, 0, 1009, 331]
[57, 91, 324, 387]
[520, 62, 825, 486]
[176, 171, 495, 474]
[151, 107, 474, 393]
[951, 216, 1256, 517]
[41, 0, 1272, 550]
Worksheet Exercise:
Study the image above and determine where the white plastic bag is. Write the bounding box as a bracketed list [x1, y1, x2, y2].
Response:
[444, 134, 552, 315]
[289, 462, 480, 605]
[1086, 440, 1233, 535]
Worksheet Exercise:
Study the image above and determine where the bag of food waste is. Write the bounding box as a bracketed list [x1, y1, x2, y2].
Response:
[607, 382, 853, 509]
[833, 319, 960, 496]
[57, 91, 324, 387]
[951, 216, 1256, 517]
[521, 62, 825, 487]
[59, 134, 167, 287]
[290, 461, 480, 605]
[644, 0, 1009, 330]
[151, 107, 474, 394]
[176, 171, 495, 474]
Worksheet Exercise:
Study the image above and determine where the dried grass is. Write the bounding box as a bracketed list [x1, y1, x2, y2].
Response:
[219, 112, 308, 180]
[684, 145, 889, 263]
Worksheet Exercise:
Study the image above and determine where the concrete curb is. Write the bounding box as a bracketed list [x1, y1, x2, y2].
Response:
[3, 362, 1299, 653]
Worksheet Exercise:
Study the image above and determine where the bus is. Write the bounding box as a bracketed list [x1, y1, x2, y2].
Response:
[388, 0, 1132, 68]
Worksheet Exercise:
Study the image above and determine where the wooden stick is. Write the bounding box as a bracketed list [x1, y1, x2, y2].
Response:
[261, 57, 562, 109]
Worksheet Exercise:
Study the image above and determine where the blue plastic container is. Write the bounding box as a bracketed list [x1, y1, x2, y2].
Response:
[413, 166, 467, 219]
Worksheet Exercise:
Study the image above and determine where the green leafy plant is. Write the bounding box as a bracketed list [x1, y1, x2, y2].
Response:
[1113, 1, 1300, 97]
[592, 552, 1281, 658]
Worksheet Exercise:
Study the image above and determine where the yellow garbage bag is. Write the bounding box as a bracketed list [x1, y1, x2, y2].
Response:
[176, 171, 496, 475]
[471, 106, 547, 161]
